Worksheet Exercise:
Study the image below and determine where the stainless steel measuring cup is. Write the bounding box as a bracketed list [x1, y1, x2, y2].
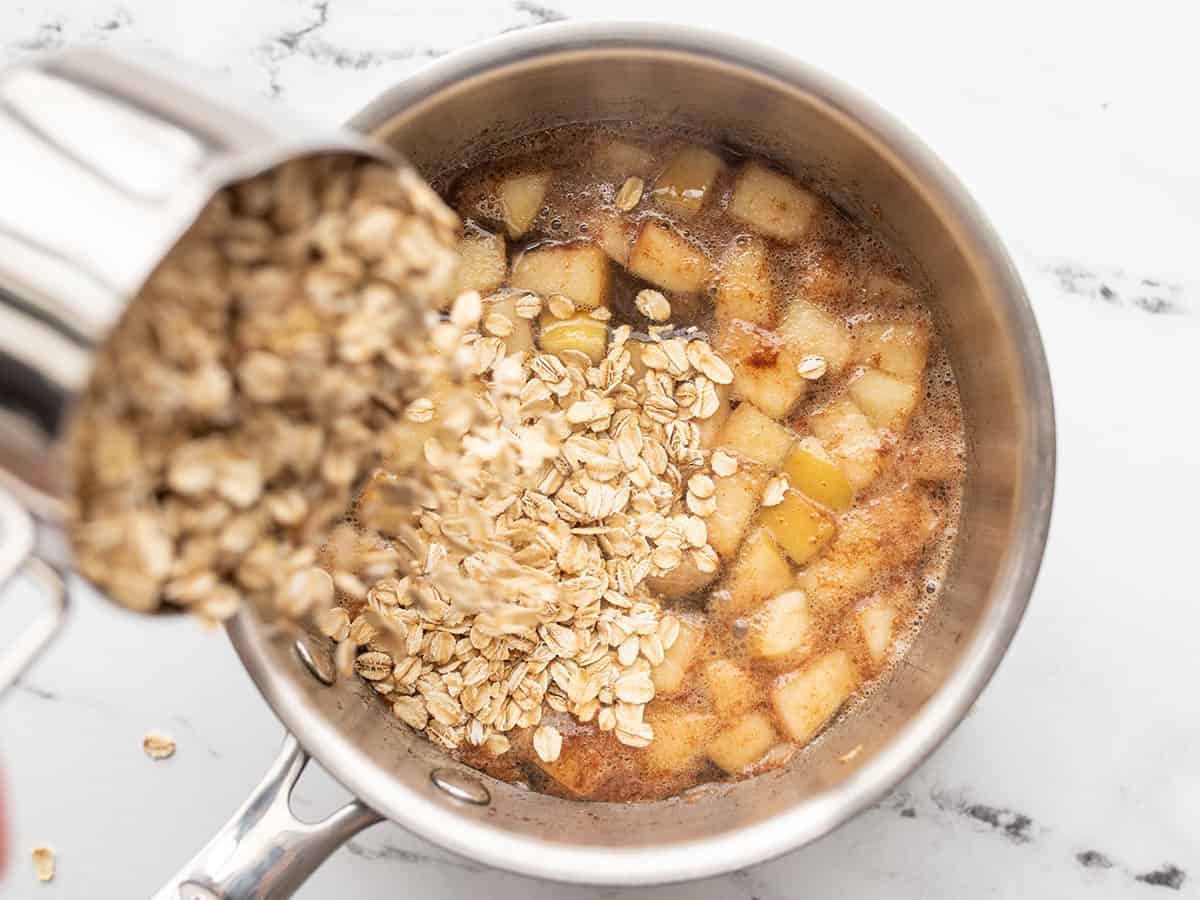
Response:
[0, 48, 406, 690]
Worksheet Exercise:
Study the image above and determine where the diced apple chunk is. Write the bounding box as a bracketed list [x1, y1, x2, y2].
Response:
[724, 526, 793, 613]
[653, 145, 725, 216]
[695, 380, 732, 448]
[497, 171, 549, 238]
[761, 489, 836, 565]
[772, 650, 859, 744]
[782, 439, 853, 512]
[901, 434, 964, 482]
[849, 368, 919, 432]
[728, 162, 820, 243]
[590, 212, 632, 266]
[808, 398, 881, 491]
[801, 486, 939, 614]
[538, 314, 608, 364]
[864, 272, 918, 306]
[718, 402, 794, 467]
[706, 711, 778, 773]
[716, 319, 807, 420]
[715, 236, 774, 326]
[483, 294, 533, 355]
[628, 220, 713, 294]
[859, 601, 897, 665]
[644, 707, 720, 772]
[532, 728, 608, 797]
[704, 659, 759, 719]
[451, 229, 506, 300]
[511, 243, 610, 309]
[776, 301, 853, 374]
[752, 590, 816, 661]
[800, 249, 855, 304]
[854, 321, 930, 382]
[651, 620, 704, 696]
[646, 550, 717, 600]
[592, 139, 656, 179]
[706, 464, 767, 560]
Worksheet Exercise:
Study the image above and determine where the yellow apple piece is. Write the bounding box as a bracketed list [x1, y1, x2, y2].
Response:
[716, 319, 808, 420]
[772, 649, 859, 744]
[718, 402, 794, 467]
[703, 659, 759, 719]
[646, 550, 718, 600]
[854, 321, 930, 382]
[651, 619, 704, 696]
[592, 139, 656, 179]
[776, 301, 854, 374]
[728, 162, 820, 243]
[450, 228, 507, 300]
[652, 145, 725, 216]
[511, 242, 610, 309]
[538, 313, 608, 364]
[705, 464, 768, 560]
[706, 711, 778, 773]
[808, 398, 881, 491]
[724, 526, 793, 614]
[782, 438, 854, 512]
[849, 368, 920, 432]
[864, 272, 918, 306]
[859, 600, 897, 666]
[800, 249, 855, 304]
[497, 171, 549, 238]
[760, 489, 836, 565]
[752, 590, 816, 661]
[714, 236, 774, 326]
[644, 706, 720, 772]
[590, 212, 632, 267]
[801, 486, 939, 614]
[532, 729, 608, 797]
[901, 433, 965, 483]
[628, 220, 714, 294]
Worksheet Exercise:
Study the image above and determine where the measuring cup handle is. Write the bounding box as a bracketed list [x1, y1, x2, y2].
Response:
[0, 489, 69, 695]
[152, 733, 382, 900]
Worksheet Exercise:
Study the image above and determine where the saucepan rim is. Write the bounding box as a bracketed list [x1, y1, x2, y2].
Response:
[228, 19, 1055, 885]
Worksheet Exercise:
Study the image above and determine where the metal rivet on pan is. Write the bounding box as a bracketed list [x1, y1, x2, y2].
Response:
[430, 767, 491, 806]
[293, 638, 335, 685]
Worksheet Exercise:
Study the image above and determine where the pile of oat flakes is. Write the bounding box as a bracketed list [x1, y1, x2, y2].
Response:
[67, 153, 737, 761]
[326, 289, 735, 758]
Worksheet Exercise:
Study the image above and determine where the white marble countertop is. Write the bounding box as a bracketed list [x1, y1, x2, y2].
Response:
[1, 1, 1197, 897]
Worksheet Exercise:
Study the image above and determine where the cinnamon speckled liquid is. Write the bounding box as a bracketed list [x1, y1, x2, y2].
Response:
[425, 124, 965, 802]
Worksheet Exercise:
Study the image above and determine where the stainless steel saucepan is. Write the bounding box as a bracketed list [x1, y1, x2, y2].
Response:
[0, 22, 1055, 899]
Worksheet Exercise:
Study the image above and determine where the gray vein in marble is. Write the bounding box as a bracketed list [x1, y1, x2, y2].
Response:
[510, 1, 568, 26]
[878, 786, 1038, 844]
[16, 21, 65, 52]
[168, 713, 223, 759]
[1046, 262, 1189, 315]
[879, 787, 1190, 892]
[14, 679, 121, 718]
[931, 788, 1035, 844]
[99, 8, 133, 31]
[14, 680, 57, 700]
[1136, 865, 1187, 891]
[1076, 850, 1115, 869]
[259, 0, 450, 96]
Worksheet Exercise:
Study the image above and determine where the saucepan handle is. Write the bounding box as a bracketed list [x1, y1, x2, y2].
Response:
[153, 733, 382, 900]
[0, 488, 69, 695]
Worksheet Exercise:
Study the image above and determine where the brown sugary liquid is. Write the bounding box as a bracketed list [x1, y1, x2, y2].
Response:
[427, 124, 966, 802]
